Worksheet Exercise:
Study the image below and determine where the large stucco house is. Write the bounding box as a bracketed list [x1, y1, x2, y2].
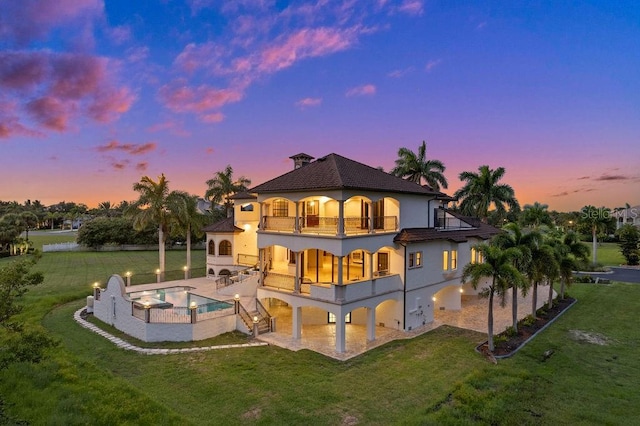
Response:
[203, 153, 498, 353]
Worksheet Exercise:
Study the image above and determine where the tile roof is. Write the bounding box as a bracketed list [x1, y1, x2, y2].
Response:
[250, 153, 442, 196]
[229, 191, 257, 200]
[202, 216, 244, 233]
[394, 216, 500, 244]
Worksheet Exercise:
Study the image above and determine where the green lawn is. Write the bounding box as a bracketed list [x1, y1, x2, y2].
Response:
[594, 242, 626, 266]
[1, 243, 639, 424]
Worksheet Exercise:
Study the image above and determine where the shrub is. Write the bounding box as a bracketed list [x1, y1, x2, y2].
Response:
[521, 315, 536, 327]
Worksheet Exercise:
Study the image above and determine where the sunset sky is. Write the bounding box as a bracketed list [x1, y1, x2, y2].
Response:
[1, 0, 638, 212]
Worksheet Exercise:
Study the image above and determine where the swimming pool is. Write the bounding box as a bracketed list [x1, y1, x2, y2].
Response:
[129, 286, 232, 312]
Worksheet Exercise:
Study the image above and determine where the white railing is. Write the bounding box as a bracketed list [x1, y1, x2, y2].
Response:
[263, 216, 296, 232]
[42, 242, 80, 252]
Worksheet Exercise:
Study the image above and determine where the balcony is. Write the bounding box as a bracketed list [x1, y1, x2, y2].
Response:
[261, 272, 402, 304]
[262, 215, 398, 236]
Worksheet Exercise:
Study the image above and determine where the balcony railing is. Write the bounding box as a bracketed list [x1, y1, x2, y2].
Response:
[434, 216, 473, 229]
[263, 216, 296, 232]
[300, 216, 339, 234]
[260, 273, 402, 303]
[262, 215, 398, 235]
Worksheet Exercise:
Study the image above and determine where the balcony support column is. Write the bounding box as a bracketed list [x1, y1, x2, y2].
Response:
[259, 248, 265, 286]
[335, 311, 346, 353]
[338, 200, 345, 236]
[368, 252, 374, 282]
[292, 306, 302, 339]
[368, 201, 374, 234]
[366, 307, 376, 342]
[294, 251, 301, 293]
[294, 202, 300, 233]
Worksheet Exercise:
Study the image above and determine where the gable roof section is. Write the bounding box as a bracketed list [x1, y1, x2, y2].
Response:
[250, 153, 442, 196]
[202, 217, 244, 233]
[394, 219, 500, 244]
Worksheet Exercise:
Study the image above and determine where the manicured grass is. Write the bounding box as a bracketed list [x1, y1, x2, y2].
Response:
[594, 242, 626, 266]
[1, 249, 639, 424]
[24, 230, 78, 251]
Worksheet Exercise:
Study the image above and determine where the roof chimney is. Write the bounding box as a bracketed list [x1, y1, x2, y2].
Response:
[289, 153, 315, 170]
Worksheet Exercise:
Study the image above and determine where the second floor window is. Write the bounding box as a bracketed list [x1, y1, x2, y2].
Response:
[208, 240, 215, 255]
[272, 199, 288, 217]
[409, 251, 422, 268]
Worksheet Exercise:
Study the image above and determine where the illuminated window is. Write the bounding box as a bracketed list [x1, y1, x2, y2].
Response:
[219, 240, 232, 256]
[443, 251, 449, 271]
[272, 199, 288, 217]
[409, 251, 423, 268]
[328, 312, 351, 323]
[471, 248, 484, 264]
[451, 250, 458, 270]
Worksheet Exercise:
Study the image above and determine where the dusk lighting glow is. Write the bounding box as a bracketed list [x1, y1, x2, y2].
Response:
[1, 1, 638, 211]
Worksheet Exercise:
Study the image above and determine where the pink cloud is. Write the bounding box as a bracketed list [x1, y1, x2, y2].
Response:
[109, 25, 132, 45]
[126, 46, 150, 63]
[398, 0, 424, 16]
[95, 140, 157, 155]
[174, 42, 224, 73]
[158, 80, 243, 114]
[136, 162, 148, 172]
[257, 27, 358, 73]
[26, 96, 73, 131]
[0, 51, 134, 136]
[346, 84, 376, 97]
[295, 97, 322, 108]
[111, 160, 129, 170]
[0, 0, 103, 46]
[200, 112, 225, 123]
[388, 67, 415, 78]
[425, 59, 442, 72]
[205, 147, 215, 154]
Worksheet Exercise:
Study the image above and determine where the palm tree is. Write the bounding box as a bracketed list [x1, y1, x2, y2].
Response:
[551, 231, 589, 300]
[521, 202, 552, 229]
[454, 165, 520, 221]
[493, 223, 540, 333]
[462, 243, 524, 352]
[578, 205, 611, 265]
[20, 211, 39, 241]
[167, 191, 207, 278]
[529, 243, 558, 316]
[390, 141, 448, 191]
[205, 165, 251, 217]
[127, 174, 174, 281]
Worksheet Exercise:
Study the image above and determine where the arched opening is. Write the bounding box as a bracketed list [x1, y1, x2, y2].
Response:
[208, 240, 215, 255]
[219, 240, 232, 256]
[219, 269, 231, 276]
[207, 268, 215, 276]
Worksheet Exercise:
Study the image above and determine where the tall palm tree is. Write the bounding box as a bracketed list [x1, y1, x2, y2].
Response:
[521, 202, 552, 229]
[454, 165, 520, 221]
[390, 141, 448, 191]
[578, 205, 611, 265]
[127, 174, 173, 281]
[551, 231, 589, 300]
[205, 165, 251, 217]
[167, 191, 207, 278]
[529, 243, 558, 316]
[462, 243, 524, 352]
[493, 223, 540, 333]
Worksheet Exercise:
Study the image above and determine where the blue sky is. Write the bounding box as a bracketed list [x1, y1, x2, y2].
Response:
[1, 0, 638, 210]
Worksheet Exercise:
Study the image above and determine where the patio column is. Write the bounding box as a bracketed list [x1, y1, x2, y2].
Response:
[335, 312, 346, 353]
[294, 201, 300, 233]
[338, 200, 345, 236]
[259, 202, 264, 230]
[366, 307, 376, 342]
[292, 306, 302, 339]
[337, 256, 344, 285]
[368, 201, 374, 234]
[368, 252, 374, 280]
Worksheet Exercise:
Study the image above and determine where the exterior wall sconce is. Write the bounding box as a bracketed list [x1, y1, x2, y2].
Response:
[155, 268, 161, 283]
[183, 266, 189, 280]
[125, 271, 132, 286]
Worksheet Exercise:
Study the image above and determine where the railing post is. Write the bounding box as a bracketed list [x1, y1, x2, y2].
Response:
[144, 304, 151, 323]
[190, 302, 197, 324]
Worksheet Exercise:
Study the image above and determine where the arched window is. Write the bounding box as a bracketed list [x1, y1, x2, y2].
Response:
[208, 268, 215, 275]
[208, 240, 215, 255]
[219, 240, 232, 256]
[219, 269, 231, 276]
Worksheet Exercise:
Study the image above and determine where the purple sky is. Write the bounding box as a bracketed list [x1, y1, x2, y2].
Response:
[1, 0, 638, 211]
